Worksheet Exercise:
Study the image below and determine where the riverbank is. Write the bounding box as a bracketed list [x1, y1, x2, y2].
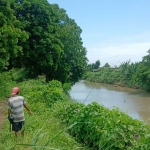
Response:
[0, 102, 89, 150]
[1, 72, 150, 149]
[0, 80, 89, 150]
[69, 80, 150, 125]
[83, 65, 150, 91]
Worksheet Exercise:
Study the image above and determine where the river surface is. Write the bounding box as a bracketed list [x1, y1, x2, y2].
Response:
[69, 80, 150, 125]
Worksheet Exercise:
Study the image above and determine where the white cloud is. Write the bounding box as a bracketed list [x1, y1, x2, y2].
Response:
[87, 42, 150, 67]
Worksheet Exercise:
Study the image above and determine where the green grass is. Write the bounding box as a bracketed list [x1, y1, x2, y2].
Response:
[0, 102, 89, 150]
[0, 72, 89, 149]
[1, 70, 150, 149]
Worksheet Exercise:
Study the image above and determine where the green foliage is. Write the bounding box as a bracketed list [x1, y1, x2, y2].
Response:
[0, 101, 88, 150]
[13, 0, 64, 78]
[51, 4, 88, 83]
[0, 77, 88, 149]
[48, 80, 63, 89]
[4, 0, 87, 84]
[84, 57, 150, 91]
[88, 60, 100, 70]
[142, 49, 150, 66]
[62, 82, 71, 94]
[131, 50, 150, 91]
[0, 0, 28, 71]
[83, 66, 118, 84]
[52, 101, 85, 125]
[11, 68, 30, 82]
[44, 88, 67, 107]
[103, 62, 110, 68]
[53, 101, 150, 149]
[0, 71, 15, 100]
[18, 79, 67, 108]
[1, 73, 150, 149]
[0, 0, 87, 84]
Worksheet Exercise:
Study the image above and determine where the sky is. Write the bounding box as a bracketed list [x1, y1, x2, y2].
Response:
[48, 0, 150, 67]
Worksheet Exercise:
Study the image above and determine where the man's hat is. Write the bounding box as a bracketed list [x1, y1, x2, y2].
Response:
[11, 87, 20, 95]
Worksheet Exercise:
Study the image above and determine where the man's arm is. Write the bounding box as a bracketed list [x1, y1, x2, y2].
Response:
[24, 104, 32, 114]
[8, 109, 11, 116]
[8, 100, 12, 116]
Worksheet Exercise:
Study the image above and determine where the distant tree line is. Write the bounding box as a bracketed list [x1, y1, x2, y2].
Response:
[84, 50, 150, 91]
[0, 0, 88, 83]
[88, 60, 100, 70]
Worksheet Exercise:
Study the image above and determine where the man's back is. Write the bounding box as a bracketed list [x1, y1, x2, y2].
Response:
[8, 95, 26, 122]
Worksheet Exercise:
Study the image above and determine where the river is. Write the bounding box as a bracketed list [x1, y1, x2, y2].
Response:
[69, 80, 150, 125]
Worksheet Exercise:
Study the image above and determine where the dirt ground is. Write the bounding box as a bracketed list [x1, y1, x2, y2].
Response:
[0, 100, 7, 129]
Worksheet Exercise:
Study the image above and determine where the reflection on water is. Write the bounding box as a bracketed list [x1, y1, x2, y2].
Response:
[69, 80, 150, 125]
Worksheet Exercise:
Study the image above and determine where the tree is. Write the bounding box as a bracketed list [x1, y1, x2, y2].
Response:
[49, 4, 87, 83]
[103, 63, 110, 68]
[142, 49, 150, 66]
[0, 0, 28, 72]
[9, 0, 87, 83]
[94, 60, 100, 69]
[10, 0, 63, 75]
[88, 60, 100, 71]
[134, 50, 150, 90]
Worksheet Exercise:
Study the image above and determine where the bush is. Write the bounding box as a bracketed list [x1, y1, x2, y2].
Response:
[0, 71, 15, 100]
[53, 101, 150, 149]
[11, 68, 30, 82]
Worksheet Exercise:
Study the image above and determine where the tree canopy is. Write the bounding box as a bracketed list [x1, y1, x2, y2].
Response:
[0, 0, 28, 71]
[0, 0, 88, 84]
[88, 60, 100, 71]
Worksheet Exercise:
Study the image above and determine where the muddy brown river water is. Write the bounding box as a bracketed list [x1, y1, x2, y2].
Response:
[69, 80, 150, 125]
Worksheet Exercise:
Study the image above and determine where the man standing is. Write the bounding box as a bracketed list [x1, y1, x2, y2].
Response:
[8, 87, 32, 137]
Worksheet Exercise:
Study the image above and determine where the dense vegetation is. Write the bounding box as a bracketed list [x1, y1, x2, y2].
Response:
[0, 0, 87, 84]
[1, 70, 150, 149]
[85, 50, 150, 91]
[1, 0, 150, 149]
[0, 72, 89, 150]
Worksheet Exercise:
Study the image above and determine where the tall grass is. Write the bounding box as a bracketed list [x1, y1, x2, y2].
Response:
[0, 71, 16, 101]
[0, 102, 89, 150]
[0, 71, 89, 150]
[1, 70, 150, 149]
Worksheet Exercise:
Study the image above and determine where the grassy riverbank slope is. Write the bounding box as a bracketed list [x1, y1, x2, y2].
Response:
[0, 71, 150, 149]
[0, 72, 89, 150]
